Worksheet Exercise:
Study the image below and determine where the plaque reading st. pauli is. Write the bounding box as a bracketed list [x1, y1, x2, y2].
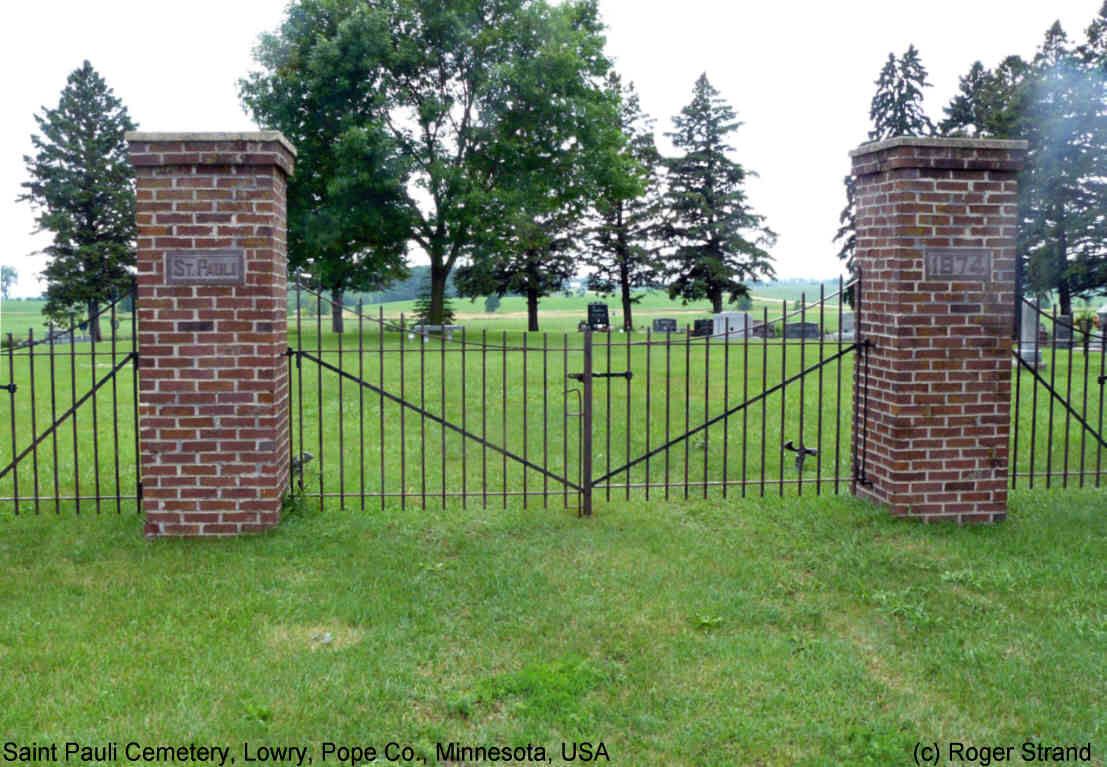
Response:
[165, 250, 245, 286]
[923, 248, 992, 281]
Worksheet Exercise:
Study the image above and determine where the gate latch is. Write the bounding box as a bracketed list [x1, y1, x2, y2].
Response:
[784, 440, 817, 473]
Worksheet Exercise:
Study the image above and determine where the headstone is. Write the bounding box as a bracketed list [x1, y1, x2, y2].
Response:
[1053, 315, 1073, 349]
[784, 321, 821, 339]
[692, 319, 714, 338]
[587, 302, 609, 330]
[840, 311, 855, 334]
[1018, 302, 1040, 367]
[751, 323, 775, 338]
[652, 318, 678, 333]
[713, 311, 750, 337]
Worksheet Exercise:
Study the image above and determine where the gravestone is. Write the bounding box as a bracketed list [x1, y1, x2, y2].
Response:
[587, 302, 609, 330]
[1053, 315, 1073, 349]
[751, 323, 775, 338]
[692, 319, 714, 337]
[784, 321, 820, 339]
[1018, 302, 1040, 367]
[840, 312, 855, 336]
[713, 311, 750, 337]
[652, 318, 678, 333]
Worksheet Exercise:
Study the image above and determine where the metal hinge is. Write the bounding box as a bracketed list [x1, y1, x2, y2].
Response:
[567, 370, 633, 382]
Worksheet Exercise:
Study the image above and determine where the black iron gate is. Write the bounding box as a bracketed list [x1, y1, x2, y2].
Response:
[1, 287, 141, 514]
[288, 277, 864, 513]
[1010, 297, 1107, 488]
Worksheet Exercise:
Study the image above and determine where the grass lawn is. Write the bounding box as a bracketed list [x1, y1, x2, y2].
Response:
[1, 490, 1104, 765]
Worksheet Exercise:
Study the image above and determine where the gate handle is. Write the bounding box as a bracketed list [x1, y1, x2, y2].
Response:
[784, 440, 817, 473]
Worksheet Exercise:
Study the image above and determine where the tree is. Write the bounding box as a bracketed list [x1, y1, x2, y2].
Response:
[834, 45, 935, 300]
[659, 74, 775, 314]
[452, 0, 621, 331]
[240, 0, 414, 334]
[583, 74, 663, 330]
[19, 61, 136, 341]
[241, 0, 616, 328]
[483, 293, 501, 313]
[0, 266, 16, 300]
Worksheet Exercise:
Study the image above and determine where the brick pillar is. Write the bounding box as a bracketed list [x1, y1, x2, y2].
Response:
[127, 132, 295, 537]
[850, 137, 1027, 522]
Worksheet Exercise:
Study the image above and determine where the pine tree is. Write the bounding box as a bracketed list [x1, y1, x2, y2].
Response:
[19, 61, 137, 341]
[584, 74, 664, 330]
[660, 74, 775, 313]
[835, 45, 934, 300]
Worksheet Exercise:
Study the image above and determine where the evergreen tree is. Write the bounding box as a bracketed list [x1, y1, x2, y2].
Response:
[19, 61, 136, 340]
[659, 74, 775, 314]
[483, 294, 501, 314]
[869, 45, 934, 140]
[835, 45, 935, 300]
[583, 74, 663, 330]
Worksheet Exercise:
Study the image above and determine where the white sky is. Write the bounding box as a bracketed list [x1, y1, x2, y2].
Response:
[0, 0, 1100, 298]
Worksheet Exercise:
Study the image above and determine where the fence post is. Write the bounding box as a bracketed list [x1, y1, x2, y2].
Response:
[127, 132, 296, 537]
[850, 137, 1027, 522]
[581, 330, 593, 517]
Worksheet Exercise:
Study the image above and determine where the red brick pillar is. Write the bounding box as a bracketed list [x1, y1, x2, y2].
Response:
[127, 132, 295, 536]
[850, 137, 1027, 522]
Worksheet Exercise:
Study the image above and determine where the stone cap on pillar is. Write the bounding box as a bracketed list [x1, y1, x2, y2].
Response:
[850, 136, 1028, 176]
[125, 131, 296, 176]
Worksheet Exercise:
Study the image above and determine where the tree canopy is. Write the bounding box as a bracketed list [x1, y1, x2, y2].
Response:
[19, 60, 136, 340]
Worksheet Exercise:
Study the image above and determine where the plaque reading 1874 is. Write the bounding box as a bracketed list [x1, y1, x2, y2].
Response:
[166, 250, 245, 285]
[924, 248, 991, 281]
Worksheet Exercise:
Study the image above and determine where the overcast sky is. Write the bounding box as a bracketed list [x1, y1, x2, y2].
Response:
[1, 0, 1101, 298]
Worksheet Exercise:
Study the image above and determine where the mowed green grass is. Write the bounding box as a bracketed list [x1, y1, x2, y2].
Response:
[0, 490, 1104, 765]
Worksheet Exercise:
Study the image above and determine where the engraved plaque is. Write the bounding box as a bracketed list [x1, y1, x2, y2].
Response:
[165, 250, 245, 285]
[924, 248, 991, 281]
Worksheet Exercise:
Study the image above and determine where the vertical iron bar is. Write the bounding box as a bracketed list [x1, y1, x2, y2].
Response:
[1046, 307, 1057, 487]
[1062, 312, 1074, 487]
[665, 329, 671, 500]
[420, 322, 426, 507]
[338, 305, 345, 508]
[441, 324, 447, 507]
[91, 312, 101, 513]
[835, 277, 843, 494]
[523, 333, 528, 508]
[502, 330, 507, 509]
[683, 324, 690, 499]
[742, 314, 749, 497]
[69, 315, 79, 513]
[1079, 320, 1090, 486]
[296, 283, 305, 494]
[779, 300, 787, 497]
[1096, 329, 1105, 487]
[358, 302, 365, 510]
[49, 323, 60, 513]
[543, 333, 548, 508]
[1012, 297, 1023, 489]
[858, 270, 871, 488]
[817, 286, 825, 495]
[482, 329, 487, 507]
[111, 301, 121, 512]
[798, 293, 806, 496]
[7, 334, 19, 513]
[131, 284, 140, 510]
[760, 306, 767, 497]
[28, 329, 40, 513]
[1028, 299, 1040, 489]
[316, 292, 323, 512]
[625, 325, 631, 501]
[703, 331, 710, 499]
[378, 307, 385, 509]
[645, 327, 652, 501]
[400, 313, 407, 509]
[723, 318, 729, 499]
[562, 332, 567, 507]
[462, 327, 468, 507]
[605, 328, 611, 502]
[581, 330, 593, 516]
